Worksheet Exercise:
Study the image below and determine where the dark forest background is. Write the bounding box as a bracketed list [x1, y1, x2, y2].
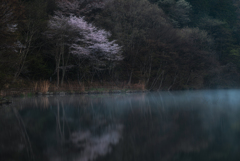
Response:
[1, 0, 240, 90]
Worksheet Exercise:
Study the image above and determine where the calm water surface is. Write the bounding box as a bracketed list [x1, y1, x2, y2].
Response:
[1, 90, 240, 161]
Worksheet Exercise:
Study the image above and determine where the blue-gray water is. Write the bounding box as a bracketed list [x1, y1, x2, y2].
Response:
[1, 90, 240, 161]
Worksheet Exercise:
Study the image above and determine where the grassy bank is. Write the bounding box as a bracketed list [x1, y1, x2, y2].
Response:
[0, 80, 147, 97]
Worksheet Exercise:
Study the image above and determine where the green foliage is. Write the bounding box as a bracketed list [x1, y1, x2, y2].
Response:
[0, 0, 25, 89]
[186, 0, 237, 23]
[27, 53, 54, 79]
[1, 0, 240, 89]
[16, 0, 50, 78]
[92, 0, 217, 89]
[157, 0, 192, 27]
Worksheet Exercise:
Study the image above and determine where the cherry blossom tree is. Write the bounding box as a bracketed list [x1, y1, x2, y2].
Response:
[45, 0, 122, 86]
[68, 15, 123, 69]
[45, 12, 79, 86]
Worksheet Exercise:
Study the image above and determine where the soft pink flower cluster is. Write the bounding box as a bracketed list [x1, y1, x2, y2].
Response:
[46, 0, 123, 69]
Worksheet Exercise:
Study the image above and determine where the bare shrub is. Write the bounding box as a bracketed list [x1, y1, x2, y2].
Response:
[132, 82, 145, 90]
[34, 80, 50, 93]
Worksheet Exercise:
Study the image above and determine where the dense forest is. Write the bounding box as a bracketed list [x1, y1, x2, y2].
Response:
[1, 0, 240, 90]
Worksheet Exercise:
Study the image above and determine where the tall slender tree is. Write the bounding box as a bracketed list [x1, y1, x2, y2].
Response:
[45, 0, 122, 86]
[0, 0, 24, 88]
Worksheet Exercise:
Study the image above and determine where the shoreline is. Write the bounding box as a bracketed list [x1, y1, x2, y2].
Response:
[0, 89, 148, 97]
[0, 80, 147, 97]
[0, 88, 149, 105]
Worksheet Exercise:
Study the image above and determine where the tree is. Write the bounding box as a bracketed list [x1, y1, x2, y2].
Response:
[69, 15, 123, 70]
[157, 0, 192, 27]
[45, 12, 79, 86]
[13, 0, 49, 81]
[45, 0, 122, 86]
[0, 0, 23, 49]
[95, 0, 218, 89]
[0, 0, 24, 89]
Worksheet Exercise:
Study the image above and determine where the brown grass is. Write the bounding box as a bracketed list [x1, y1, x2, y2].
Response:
[0, 90, 5, 97]
[1, 80, 146, 97]
[132, 82, 145, 90]
[48, 81, 85, 93]
[83, 81, 146, 91]
[67, 81, 85, 92]
[34, 80, 50, 93]
[122, 81, 146, 90]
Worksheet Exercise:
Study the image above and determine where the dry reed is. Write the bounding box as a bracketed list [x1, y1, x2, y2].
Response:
[68, 81, 85, 92]
[34, 80, 50, 93]
[0, 90, 5, 97]
[131, 82, 146, 90]
[50, 81, 85, 93]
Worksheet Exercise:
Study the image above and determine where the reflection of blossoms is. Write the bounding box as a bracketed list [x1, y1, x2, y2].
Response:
[46, 124, 123, 161]
[70, 125, 123, 161]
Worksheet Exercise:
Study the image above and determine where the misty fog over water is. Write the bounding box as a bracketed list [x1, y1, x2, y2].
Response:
[1, 90, 240, 161]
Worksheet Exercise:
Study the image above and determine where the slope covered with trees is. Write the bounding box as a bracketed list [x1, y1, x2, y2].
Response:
[1, 0, 240, 90]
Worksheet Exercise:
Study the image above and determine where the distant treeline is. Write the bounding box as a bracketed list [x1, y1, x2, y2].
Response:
[1, 0, 240, 90]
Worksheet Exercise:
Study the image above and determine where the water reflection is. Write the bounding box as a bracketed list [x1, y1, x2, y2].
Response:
[1, 90, 240, 161]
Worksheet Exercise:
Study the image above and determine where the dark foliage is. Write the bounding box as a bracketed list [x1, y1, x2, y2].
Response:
[1, 0, 240, 90]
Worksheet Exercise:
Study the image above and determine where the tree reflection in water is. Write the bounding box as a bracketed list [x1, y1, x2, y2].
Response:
[1, 90, 240, 161]
[0, 106, 34, 161]
[102, 108, 209, 161]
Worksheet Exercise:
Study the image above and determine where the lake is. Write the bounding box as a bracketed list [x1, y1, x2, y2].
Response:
[1, 90, 240, 161]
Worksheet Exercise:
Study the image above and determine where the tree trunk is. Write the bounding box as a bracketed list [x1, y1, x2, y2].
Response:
[145, 56, 152, 86]
[158, 70, 165, 90]
[128, 69, 133, 85]
[13, 24, 34, 82]
[60, 43, 65, 86]
[168, 72, 178, 91]
[56, 46, 60, 87]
